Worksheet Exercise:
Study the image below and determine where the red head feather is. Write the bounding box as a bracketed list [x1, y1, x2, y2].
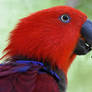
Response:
[1, 6, 87, 74]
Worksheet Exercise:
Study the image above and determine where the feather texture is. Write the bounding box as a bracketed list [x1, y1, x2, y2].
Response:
[1, 6, 87, 74]
[0, 61, 66, 92]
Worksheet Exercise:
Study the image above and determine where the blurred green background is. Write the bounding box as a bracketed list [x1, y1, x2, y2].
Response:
[0, 0, 92, 92]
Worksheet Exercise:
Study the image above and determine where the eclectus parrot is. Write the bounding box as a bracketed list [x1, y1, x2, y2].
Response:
[0, 6, 92, 92]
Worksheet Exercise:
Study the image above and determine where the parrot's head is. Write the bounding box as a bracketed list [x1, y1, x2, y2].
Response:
[2, 6, 92, 74]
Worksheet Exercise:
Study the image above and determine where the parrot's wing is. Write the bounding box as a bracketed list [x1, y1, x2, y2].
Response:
[0, 61, 60, 92]
[33, 73, 60, 92]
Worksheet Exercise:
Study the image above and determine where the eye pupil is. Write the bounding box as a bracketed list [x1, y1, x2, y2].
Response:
[59, 14, 71, 23]
[63, 15, 68, 20]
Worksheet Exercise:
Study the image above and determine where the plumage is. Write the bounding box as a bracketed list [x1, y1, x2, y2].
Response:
[0, 6, 92, 92]
[0, 60, 66, 92]
[2, 6, 87, 73]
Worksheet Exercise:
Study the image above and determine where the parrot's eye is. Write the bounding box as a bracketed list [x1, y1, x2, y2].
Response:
[60, 14, 71, 23]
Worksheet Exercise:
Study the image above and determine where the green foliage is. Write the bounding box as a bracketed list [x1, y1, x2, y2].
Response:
[77, 0, 92, 19]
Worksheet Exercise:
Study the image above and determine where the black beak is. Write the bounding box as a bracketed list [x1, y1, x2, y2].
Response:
[74, 19, 92, 55]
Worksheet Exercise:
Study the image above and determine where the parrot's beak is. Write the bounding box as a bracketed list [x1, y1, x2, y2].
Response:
[74, 19, 92, 55]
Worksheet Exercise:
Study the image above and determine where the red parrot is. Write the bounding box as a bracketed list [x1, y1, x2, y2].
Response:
[0, 6, 92, 92]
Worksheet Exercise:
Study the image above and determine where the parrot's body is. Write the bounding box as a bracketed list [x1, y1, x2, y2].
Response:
[0, 60, 66, 92]
[0, 6, 92, 92]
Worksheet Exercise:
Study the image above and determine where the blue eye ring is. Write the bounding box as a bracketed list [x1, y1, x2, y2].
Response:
[59, 14, 71, 23]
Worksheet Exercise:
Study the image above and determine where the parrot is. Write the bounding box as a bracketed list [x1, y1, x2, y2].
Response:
[0, 6, 92, 92]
